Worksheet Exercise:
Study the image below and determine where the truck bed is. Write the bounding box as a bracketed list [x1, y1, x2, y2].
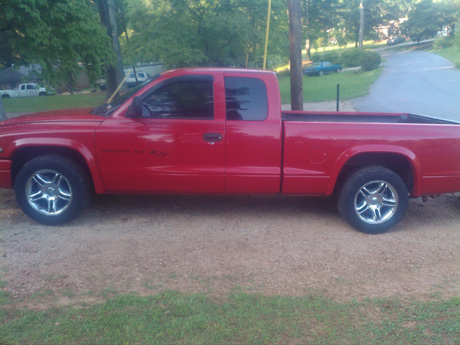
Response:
[282, 111, 459, 125]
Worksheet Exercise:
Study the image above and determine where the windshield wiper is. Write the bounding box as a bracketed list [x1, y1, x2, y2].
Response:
[90, 103, 111, 116]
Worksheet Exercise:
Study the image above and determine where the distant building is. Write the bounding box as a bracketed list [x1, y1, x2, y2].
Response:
[376, 18, 408, 40]
[0, 67, 26, 90]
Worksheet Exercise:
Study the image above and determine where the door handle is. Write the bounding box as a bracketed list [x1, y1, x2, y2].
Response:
[203, 133, 223, 142]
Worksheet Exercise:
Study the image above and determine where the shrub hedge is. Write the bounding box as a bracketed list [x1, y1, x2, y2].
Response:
[360, 50, 382, 71]
[310, 49, 381, 71]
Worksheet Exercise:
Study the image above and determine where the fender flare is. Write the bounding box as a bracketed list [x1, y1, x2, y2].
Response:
[325, 144, 422, 197]
[6, 137, 106, 194]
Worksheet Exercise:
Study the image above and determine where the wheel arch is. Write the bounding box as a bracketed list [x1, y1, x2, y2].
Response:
[9, 143, 105, 194]
[327, 146, 422, 197]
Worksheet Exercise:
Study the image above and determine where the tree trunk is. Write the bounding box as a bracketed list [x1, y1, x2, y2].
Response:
[0, 98, 6, 120]
[359, 0, 364, 49]
[98, 0, 126, 98]
[305, 39, 311, 61]
[289, 0, 303, 111]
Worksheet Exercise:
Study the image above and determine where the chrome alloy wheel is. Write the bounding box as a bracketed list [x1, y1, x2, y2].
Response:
[354, 180, 398, 224]
[25, 169, 73, 216]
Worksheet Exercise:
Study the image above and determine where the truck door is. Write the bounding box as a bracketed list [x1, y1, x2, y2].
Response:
[20, 84, 35, 97]
[224, 74, 283, 194]
[95, 74, 226, 193]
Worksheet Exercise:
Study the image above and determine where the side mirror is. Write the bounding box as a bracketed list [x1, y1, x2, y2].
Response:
[126, 96, 143, 118]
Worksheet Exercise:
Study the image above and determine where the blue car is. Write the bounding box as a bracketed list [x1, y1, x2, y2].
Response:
[304, 61, 343, 76]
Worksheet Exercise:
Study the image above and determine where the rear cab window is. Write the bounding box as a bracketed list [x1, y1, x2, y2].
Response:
[224, 77, 268, 121]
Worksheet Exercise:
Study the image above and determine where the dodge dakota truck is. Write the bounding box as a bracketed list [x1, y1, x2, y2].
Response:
[1, 68, 459, 234]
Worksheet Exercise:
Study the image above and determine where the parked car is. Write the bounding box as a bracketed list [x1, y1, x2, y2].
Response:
[387, 36, 405, 45]
[0, 83, 48, 98]
[303, 61, 342, 76]
[126, 71, 149, 88]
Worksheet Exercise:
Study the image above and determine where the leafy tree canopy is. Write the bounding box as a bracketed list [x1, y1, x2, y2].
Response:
[123, 0, 289, 69]
[0, 0, 113, 87]
[404, 0, 460, 43]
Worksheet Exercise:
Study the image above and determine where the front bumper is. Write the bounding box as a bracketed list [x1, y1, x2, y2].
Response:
[0, 159, 12, 189]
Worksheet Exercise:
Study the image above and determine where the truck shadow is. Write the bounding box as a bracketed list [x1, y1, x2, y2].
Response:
[89, 194, 339, 219]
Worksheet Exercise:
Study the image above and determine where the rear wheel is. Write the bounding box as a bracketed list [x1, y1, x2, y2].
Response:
[2, 94, 10, 99]
[337, 166, 409, 234]
[319, 70, 324, 76]
[14, 155, 90, 225]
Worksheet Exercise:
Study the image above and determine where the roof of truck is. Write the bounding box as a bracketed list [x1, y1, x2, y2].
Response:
[161, 67, 276, 76]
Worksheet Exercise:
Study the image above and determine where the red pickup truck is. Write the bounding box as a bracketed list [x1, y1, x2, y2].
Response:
[1, 68, 459, 233]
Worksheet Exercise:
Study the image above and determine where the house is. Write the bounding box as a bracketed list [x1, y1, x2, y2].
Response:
[0, 67, 26, 90]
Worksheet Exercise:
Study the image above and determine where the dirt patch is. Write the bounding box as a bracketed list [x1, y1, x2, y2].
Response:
[2, 187, 460, 308]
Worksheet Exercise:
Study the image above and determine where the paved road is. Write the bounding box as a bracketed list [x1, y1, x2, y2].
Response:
[353, 50, 460, 121]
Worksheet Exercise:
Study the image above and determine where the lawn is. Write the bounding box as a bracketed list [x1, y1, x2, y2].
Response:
[2, 92, 106, 114]
[2, 290, 460, 344]
[432, 44, 460, 69]
[277, 68, 383, 104]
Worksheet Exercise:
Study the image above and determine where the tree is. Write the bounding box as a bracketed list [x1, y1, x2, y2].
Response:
[289, 0, 303, 110]
[98, 0, 127, 97]
[336, 0, 382, 47]
[123, 0, 288, 69]
[0, 0, 113, 89]
[404, 0, 459, 43]
[359, 0, 364, 48]
[302, 0, 339, 60]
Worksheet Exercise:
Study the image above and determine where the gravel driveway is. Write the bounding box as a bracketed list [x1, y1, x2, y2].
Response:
[2, 188, 460, 308]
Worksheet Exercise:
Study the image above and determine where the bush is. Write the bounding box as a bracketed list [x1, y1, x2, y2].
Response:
[311, 50, 340, 65]
[360, 50, 381, 71]
[339, 50, 363, 68]
[433, 36, 454, 50]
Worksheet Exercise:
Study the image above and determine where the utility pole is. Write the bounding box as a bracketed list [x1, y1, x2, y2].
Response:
[289, 0, 303, 110]
[359, 0, 364, 49]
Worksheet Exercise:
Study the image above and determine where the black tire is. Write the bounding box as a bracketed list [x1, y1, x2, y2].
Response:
[39, 92, 47, 96]
[2, 94, 10, 99]
[14, 155, 90, 225]
[337, 166, 409, 234]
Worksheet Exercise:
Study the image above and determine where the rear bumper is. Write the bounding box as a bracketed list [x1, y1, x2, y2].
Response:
[0, 159, 12, 189]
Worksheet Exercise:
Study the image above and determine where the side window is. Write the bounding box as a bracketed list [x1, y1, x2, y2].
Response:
[225, 77, 268, 121]
[20, 85, 26, 91]
[142, 76, 214, 120]
[27, 84, 35, 90]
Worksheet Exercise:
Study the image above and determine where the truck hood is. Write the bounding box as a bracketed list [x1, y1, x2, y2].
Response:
[0, 108, 105, 126]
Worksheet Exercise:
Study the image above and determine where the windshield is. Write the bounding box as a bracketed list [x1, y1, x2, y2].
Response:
[90, 74, 160, 116]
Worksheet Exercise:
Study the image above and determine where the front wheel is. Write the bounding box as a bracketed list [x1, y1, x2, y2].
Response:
[14, 155, 90, 225]
[337, 166, 409, 234]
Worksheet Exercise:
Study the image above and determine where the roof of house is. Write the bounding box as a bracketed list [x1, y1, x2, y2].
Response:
[0, 67, 26, 83]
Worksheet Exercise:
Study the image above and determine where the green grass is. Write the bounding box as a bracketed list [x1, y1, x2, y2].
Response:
[432, 45, 460, 69]
[2, 92, 106, 113]
[1, 291, 460, 344]
[278, 68, 383, 104]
